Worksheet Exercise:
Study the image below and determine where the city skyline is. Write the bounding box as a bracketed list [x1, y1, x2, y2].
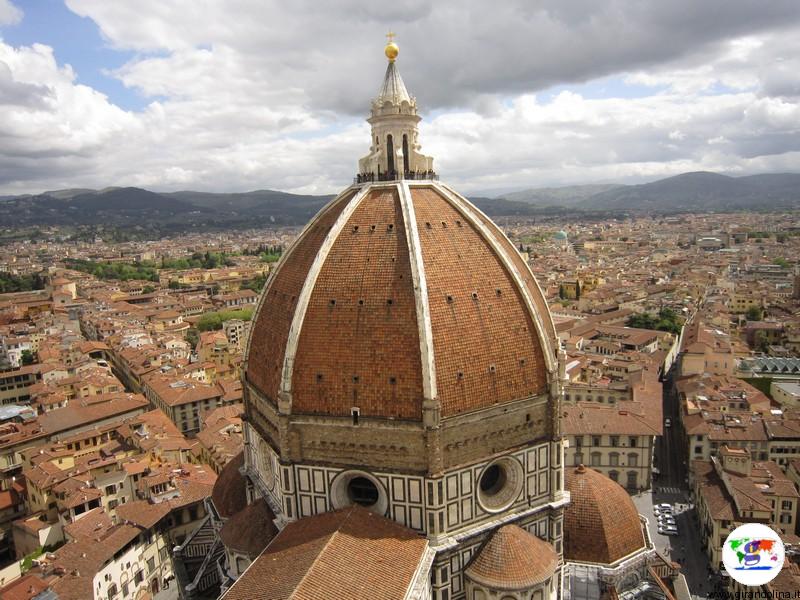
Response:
[1, 0, 800, 196]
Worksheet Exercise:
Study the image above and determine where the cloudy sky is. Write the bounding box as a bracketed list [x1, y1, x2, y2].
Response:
[1, 0, 799, 196]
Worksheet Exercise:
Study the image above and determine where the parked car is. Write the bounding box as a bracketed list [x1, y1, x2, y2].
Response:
[665, 418, 672, 427]
[658, 517, 677, 527]
[658, 525, 679, 536]
[656, 503, 672, 510]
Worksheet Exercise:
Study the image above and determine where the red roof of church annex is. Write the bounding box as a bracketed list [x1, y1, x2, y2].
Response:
[222, 505, 428, 600]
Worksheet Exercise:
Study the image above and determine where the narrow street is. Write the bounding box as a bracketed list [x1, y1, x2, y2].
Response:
[649, 368, 723, 599]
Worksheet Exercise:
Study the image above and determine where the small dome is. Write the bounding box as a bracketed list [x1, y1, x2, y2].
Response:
[465, 524, 558, 590]
[553, 230, 568, 240]
[564, 465, 645, 564]
[219, 499, 277, 558]
[211, 452, 246, 519]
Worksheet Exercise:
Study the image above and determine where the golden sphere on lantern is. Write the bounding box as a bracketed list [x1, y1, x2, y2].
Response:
[385, 41, 399, 62]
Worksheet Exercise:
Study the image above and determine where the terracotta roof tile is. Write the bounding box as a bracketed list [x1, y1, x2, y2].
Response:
[223, 505, 427, 600]
[211, 452, 246, 519]
[465, 524, 558, 590]
[219, 498, 277, 558]
[564, 465, 645, 564]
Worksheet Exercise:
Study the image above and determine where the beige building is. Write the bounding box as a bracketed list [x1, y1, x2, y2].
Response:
[563, 401, 660, 492]
[143, 374, 235, 435]
[692, 446, 799, 572]
[680, 319, 735, 377]
[772, 380, 800, 408]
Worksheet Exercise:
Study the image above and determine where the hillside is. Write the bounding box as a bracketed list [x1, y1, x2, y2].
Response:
[500, 183, 625, 206]
[579, 172, 800, 211]
[2, 171, 798, 231]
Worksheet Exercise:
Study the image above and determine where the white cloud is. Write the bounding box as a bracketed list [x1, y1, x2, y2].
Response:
[1, 1, 799, 195]
[0, 0, 22, 26]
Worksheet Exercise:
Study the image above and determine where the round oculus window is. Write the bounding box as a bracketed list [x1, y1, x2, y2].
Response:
[330, 470, 388, 515]
[476, 457, 524, 513]
[347, 476, 379, 507]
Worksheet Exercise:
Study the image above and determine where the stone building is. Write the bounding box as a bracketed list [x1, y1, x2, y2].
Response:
[691, 445, 800, 572]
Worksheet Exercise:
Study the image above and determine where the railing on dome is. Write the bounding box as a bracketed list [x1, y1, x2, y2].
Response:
[354, 170, 439, 184]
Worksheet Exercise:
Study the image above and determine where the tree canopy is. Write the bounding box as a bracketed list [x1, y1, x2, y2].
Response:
[626, 307, 682, 335]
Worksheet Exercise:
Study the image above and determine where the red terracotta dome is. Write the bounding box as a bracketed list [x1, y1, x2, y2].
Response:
[219, 499, 277, 558]
[465, 524, 558, 590]
[211, 452, 246, 519]
[245, 182, 557, 420]
[564, 465, 646, 564]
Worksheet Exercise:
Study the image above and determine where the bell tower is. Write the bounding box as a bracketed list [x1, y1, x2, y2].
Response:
[357, 33, 435, 182]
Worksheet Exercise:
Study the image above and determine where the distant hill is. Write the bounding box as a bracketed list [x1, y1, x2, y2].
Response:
[1, 171, 798, 231]
[579, 172, 800, 211]
[500, 183, 625, 206]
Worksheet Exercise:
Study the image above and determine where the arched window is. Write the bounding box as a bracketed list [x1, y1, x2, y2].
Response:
[402, 134, 409, 173]
[590, 452, 601, 466]
[609, 470, 619, 482]
[609, 452, 619, 466]
[386, 134, 395, 176]
[628, 453, 638, 467]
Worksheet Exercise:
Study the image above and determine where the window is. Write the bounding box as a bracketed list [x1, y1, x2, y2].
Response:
[590, 452, 601, 466]
[782, 500, 793, 510]
[694, 446, 703, 455]
[609, 470, 619, 482]
[629, 436, 637, 447]
[121, 582, 129, 597]
[147, 557, 156, 573]
[107, 584, 118, 599]
[348, 477, 380, 507]
[610, 436, 619, 447]
[592, 436, 601, 446]
[134, 570, 143, 585]
[628, 453, 638, 467]
[609, 453, 619, 466]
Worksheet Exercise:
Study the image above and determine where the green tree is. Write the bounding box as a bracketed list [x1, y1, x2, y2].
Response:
[773, 258, 790, 268]
[242, 274, 267, 292]
[20, 350, 37, 366]
[186, 328, 199, 350]
[142, 285, 156, 294]
[196, 308, 254, 331]
[745, 306, 763, 321]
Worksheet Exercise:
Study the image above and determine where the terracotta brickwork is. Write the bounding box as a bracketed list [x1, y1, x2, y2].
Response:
[465, 524, 558, 589]
[246, 190, 354, 403]
[291, 187, 424, 419]
[471, 204, 558, 344]
[563, 465, 645, 564]
[411, 187, 548, 417]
